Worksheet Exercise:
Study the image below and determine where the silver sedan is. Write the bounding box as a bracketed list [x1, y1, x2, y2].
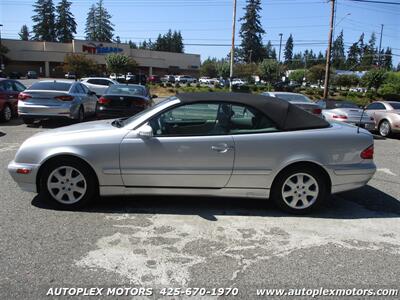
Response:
[18, 80, 98, 124]
[8, 92, 376, 214]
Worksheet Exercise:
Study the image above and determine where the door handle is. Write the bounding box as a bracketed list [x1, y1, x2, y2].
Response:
[211, 144, 233, 153]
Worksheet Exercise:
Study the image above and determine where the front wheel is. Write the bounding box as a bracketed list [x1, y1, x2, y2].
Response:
[271, 167, 328, 214]
[0, 105, 12, 122]
[40, 159, 97, 209]
[379, 120, 391, 137]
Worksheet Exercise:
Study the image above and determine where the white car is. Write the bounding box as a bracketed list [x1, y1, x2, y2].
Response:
[80, 78, 119, 96]
[109, 73, 125, 81]
[175, 75, 197, 84]
[199, 77, 211, 84]
[231, 78, 247, 86]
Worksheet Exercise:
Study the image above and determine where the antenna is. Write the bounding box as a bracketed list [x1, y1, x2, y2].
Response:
[357, 105, 367, 134]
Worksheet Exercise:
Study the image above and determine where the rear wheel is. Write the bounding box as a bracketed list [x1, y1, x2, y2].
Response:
[77, 106, 85, 122]
[0, 105, 12, 122]
[379, 120, 391, 137]
[271, 166, 328, 214]
[40, 158, 97, 209]
[22, 116, 35, 124]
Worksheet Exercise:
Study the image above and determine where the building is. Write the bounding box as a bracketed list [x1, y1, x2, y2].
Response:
[2, 39, 201, 78]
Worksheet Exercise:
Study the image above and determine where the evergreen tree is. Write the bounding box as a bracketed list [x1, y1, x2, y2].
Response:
[85, 4, 97, 41]
[95, 0, 114, 42]
[361, 32, 376, 68]
[284, 34, 294, 65]
[332, 30, 345, 69]
[347, 42, 359, 69]
[383, 47, 393, 70]
[172, 31, 184, 53]
[55, 0, 77, 43]
[317, 51, 325, 65]
[19, 25, 30, 41]
[153, 30, 184, 53]
[128, 40, 137, 49]
[32, 0, 57, 41]
[239, 0, 265, 63]
[264, 41, 276, 60]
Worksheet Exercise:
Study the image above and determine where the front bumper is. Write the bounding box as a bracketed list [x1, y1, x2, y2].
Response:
[8, 161, 40, 193]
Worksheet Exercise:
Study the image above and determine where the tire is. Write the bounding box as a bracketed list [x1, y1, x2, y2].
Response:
[379, 120, 391, 137]
[0, 105, 12, 122]
[22, 117, 35, 124]
[271, 166, 328, 214]
[77, 106, 85, 123]
[39, 158, 97, 209]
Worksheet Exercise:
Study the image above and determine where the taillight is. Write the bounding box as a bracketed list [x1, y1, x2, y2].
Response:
[134, 100, 147, 107]
[18, 93, 32, 101]
[360, 145, 374, 159]
[98, 97, 110, 104]
[55, 95, 74, 101]
[332, 114, 348, 120]
[312, 108, 322, 115]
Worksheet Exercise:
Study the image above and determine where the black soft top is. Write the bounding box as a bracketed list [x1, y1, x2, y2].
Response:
[176, 92, 330, 131]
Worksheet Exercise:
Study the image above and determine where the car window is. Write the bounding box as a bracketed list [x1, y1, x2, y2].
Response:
[316, 100, 326, 109]
[76, 84, 85, 94]
[13, 81, 26, 92]
[80, 84, 89, 94]
[366, 103, 385, 110]
[29, 82, 72, 91]
[0, 81, 14, 92]
[388, 102, 400, 110]
[106, 85, 145, 96]
[275, 93, 312, 103]
[87, 79, 98, 84]
[149, 102, 279, 136]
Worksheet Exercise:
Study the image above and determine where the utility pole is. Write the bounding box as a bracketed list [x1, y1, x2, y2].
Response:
[278, 33, 283, 62]
[0, 24, 4, 71]
[378, 24, 384, 67]
[323, 0, 335, 99]
[229, 0, 237, 91]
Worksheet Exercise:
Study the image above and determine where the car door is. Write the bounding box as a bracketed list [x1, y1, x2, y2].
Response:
[226, 103, 281, 189]
[365, 102, 386, 123]
[119, 102, 235, 188]
[80, 83, 96, 113]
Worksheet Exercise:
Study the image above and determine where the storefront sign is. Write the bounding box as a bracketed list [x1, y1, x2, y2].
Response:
[82, 43, 123, 55]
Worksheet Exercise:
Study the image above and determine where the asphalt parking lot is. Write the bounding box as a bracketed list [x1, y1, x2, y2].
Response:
[1, 118, 399, 299]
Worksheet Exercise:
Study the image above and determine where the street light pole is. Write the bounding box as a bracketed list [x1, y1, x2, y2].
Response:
[229, 0, 237, 91]
[0, 24, 4, 71]
[378, 24, 384, 67]
[278, 33, 283, 62]
[323, 0, 335, 99]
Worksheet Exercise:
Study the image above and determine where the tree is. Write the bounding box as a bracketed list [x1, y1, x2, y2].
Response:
[215, 60, 230, 78]
[361, 68, 387, 90]
[308, 64, 326, 84]
[19, 25, 30, 41]
[234, 63, 258, 81]
[383, 48, 393, 70]
[239, 0, 265, 63]
[333, 74, 360, 89]
[128, 40, 137, 49]
[258, 59, 280, 83]
[55, 0, 77, 43]
[153, 30, 184, 53]
[63, 54, 98, 78]
[172, 31, 184, 53]
[105, 53, 138, 74]
[289, 69, 308, 84]
[200, 58, 218, 78]
[332, 30, 345, 69]
[378, 71, 400, 97]
[360, 33, 376, 69]
[347, 42, 359, 69]
[85, 0, 114, 42]
[32, 0, 57, 41]
[284, 34, 294, 65]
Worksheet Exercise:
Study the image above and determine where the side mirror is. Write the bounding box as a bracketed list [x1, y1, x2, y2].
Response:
[138, 124, 153, 138]
[152, 94, 158, 99]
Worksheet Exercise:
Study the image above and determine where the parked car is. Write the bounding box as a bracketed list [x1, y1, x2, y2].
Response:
[96, 84, 154, 119]
[231, 78, 247, 86]
[161, 75, 176, 83]
[18, 80, 98, 124]
[175, 75, 197, 84]
[199, 77, 211, 84]
[65, 72, 77, 79]
[9, 72, 22, 79]
[0, 79, 26, 122]
[365, 101, 400, 137]
[26, 71, 38, 79]
[8, 92, 376, 214]
[80, 77, 118, 97]
[109, 73, 125, 81]
[147, 75, 162, 84]
[261, 92, 322, 117]
[126, 74, 147, 85]
[316, 99, 375, 131]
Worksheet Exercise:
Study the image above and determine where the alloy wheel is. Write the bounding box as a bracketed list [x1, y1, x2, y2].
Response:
[281, 172, 319, 210]
[47, 166, 87, 204]
[3, 106, 12, 121]
[379, 121, 390, 137]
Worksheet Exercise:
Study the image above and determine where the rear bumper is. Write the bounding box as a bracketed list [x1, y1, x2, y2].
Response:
[96, 106, 146, 118]
[328, 162, 376, 194]
[8, 161, 39, 193]
[18, 101, 76, 119]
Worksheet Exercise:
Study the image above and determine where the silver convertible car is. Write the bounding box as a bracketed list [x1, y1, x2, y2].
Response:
[8, 93, 376, 214]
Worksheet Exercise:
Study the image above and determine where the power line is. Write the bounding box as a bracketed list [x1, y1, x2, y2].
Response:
[346, 0, 400, 5]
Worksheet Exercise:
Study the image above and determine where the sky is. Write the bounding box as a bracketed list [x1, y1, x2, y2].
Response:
[0, 0, 399, 66]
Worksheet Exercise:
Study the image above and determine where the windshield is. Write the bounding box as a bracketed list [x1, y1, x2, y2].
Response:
[28, 82, 72, 91]
[120, 96, 178, 127]
[389, 102, 400, 110]
[334, 102, 359, 108]
[106, 85, 145, 96]
[276, 93, 312, 103]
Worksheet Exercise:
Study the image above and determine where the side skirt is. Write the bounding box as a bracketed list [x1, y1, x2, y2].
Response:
[100, 186, 269, 199]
